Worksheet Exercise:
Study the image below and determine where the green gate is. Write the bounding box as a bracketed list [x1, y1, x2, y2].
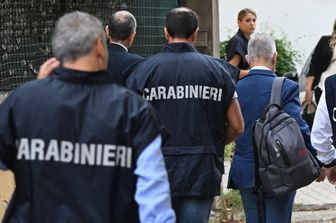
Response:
[0, 0, 182, 91]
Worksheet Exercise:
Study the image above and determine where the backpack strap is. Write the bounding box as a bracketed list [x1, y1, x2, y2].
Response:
[270, 77, 286, 107]
[252, 123, 266, 223]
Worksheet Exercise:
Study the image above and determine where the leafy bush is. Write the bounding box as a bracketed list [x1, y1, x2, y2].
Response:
[274, 37, 300, 76]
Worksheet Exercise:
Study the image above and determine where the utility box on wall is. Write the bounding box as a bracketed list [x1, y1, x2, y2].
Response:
[185, 0, 220, 58]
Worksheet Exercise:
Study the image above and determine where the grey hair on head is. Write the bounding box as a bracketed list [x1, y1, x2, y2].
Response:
[52, 11, 106, 62]
[247, 33, 276, 61]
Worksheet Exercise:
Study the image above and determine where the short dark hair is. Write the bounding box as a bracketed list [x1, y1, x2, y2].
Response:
[165, 7, 199, 39]
[108, 10, 136, 41]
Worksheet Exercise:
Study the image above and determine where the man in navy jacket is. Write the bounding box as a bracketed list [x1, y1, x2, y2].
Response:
[126, 7, 244, 223]
[0, 11, 175, 223]
[105, 10, 143, 86]
[228, 33, 319, 223]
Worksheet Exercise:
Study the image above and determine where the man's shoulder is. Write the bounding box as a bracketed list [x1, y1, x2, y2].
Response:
[128, 52, 143, 59]
[14, 79, 47, 94]
[111, 84, 150, 104]
[283, 77, 299, 90]
[326, 74, 336, 83]
[325, 75, 336, 91]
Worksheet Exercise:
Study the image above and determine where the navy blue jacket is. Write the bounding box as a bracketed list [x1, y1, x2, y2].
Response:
[0, 67, 161, 223]
[126, 42, 239, 197]
[107, 43, 143, 86]
[228, 69, 317, 189]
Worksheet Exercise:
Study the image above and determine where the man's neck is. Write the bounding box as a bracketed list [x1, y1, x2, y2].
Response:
[63, 56, 105, 72]
[250, 61, 275, 72]
[169, 39, 191, 44]
[110, 41, 128, 51]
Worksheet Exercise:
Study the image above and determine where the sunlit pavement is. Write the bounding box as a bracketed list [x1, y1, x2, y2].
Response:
[221, 161, 336, 223]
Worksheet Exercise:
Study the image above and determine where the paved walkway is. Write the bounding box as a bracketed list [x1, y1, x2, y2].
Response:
[221, 161, 336, 223]
[293, 180, 336, 222]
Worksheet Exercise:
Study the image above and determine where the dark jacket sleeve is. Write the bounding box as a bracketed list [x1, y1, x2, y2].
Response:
[214, 58, 240, 84]
[225, 37, 246, 62]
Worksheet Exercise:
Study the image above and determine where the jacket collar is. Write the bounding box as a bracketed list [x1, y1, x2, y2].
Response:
[161, 42, 198, 53]
[247, 68, 277, 78]
[52, 67, 114, 84]
[108, 43, 128, 52]
[107, 42, 128, 52]
[237, 29, 249, 42]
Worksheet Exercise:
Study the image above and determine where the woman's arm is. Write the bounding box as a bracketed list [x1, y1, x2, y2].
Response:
[228, 54, 249, 79]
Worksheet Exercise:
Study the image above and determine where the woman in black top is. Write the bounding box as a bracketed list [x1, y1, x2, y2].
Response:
[225, 8, 257, 79]
[305, 19, 336, 104]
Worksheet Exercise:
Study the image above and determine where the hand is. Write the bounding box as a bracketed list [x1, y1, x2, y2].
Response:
[316, 167, 326, 182]
[325, 166, 336, 185]
[305, 90, 313, 105]
[38, 57, 60, 79]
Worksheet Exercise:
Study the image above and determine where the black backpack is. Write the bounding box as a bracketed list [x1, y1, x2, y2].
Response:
[253, 77, 320, 198]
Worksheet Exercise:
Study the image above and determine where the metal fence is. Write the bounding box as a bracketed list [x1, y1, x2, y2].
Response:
[0, 0, 181, 91]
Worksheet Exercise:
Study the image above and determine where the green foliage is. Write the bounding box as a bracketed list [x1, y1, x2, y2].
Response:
[219, 34, 301, 76]
[220, 40, 229, 60]
[274, 37, 300, 76]
[224, 142, 234, 161]
[221, 190, 245, 221]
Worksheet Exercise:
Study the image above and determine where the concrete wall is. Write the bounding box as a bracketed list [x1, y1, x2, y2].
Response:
[186, 0, 220, 58]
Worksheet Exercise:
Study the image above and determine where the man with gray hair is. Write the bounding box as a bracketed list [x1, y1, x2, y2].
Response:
[105, 10, 143, 86]
[0, 11, 175, 223]
[227, 33, 319, 223]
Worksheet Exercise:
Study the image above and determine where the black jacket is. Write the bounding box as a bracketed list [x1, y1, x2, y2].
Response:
[225, 29, 249, 70]
[0, 68, 160, 223]
[107, 43, 143, 86]
[126, 42, 238, 197]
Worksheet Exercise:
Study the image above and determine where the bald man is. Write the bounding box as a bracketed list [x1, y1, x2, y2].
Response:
[105, 10, 143, 86]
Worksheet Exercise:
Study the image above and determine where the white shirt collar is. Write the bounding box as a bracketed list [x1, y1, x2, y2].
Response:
[250, 66, 272, 71]
[111, 42, 128, 52]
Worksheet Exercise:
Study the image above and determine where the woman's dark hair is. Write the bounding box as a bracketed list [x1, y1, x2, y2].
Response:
[165, 7, 198, 38]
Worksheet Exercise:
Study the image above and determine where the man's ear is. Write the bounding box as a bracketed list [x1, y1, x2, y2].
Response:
[272, 52, 278, 65]
[190, 27, 199, 43]
[130, 31, 136, 43]
[246, 55, 252, 67]
[95, 37, 108, 68]
[104, 25, 109, 37]
[164, 27, 169, 41]
[126, 31, 137, 49]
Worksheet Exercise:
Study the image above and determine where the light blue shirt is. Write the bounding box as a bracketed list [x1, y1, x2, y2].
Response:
[135, 135, 176, 223]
